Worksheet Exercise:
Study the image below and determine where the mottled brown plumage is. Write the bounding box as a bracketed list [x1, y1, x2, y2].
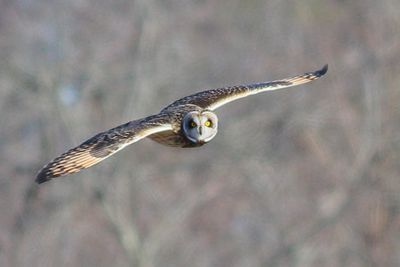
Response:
[36, 65, 327, 184]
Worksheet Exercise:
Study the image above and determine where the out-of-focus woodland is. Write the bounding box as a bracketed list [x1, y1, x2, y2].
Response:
[1, 0, 399, 266]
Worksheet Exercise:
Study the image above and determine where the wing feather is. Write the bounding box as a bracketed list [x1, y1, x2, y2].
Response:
[166, 64, 328, 111]
[36, 114, 172, 184]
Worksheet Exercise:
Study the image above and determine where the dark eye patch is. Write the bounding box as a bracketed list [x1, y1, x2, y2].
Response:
[189, 120, 197, 128]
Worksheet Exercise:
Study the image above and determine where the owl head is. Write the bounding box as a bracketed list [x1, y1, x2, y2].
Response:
[182, 111, 218, 144]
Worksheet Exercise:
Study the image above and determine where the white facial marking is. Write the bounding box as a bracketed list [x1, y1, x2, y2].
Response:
[182, 111, 218, 144]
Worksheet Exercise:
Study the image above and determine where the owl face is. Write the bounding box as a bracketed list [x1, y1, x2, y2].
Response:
[182, 111, 218, 144]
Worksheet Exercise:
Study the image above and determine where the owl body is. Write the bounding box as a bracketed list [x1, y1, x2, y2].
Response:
[148, 130, 200, 148]
[36, 65, 328, 183]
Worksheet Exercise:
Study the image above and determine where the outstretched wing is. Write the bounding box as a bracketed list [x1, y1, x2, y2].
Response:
[167, 65, 328, 111]
[36, 114, 172, 184]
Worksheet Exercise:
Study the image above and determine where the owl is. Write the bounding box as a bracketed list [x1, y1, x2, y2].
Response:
[36, 65, 328, 183]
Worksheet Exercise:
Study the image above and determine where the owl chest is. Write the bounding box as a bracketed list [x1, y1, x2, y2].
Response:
[148, 130, 201, 148]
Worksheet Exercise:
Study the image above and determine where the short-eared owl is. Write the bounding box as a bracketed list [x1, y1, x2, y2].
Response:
[36, 65, 328, 183]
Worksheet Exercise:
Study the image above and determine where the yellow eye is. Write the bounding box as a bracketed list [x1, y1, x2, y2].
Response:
[190, 121, 197, 128]
[204, 120, 212, 127]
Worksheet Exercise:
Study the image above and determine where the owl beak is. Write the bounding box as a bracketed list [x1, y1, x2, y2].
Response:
[198, 126, 203, 135]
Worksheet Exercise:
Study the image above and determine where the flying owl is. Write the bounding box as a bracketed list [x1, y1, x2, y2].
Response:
[36, 65, 328, 184]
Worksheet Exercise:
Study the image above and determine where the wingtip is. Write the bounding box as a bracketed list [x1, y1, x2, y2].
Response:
[317, 64, 328, 76]
[35, 173, 51, 184]
[35, 167, 55, 184]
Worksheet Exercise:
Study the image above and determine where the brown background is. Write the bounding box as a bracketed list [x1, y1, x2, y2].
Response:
[0, 0, 399, 266]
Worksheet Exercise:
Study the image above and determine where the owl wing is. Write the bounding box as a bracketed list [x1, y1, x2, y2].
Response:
[167, 65, 328, 111]
[36, 114, 172, 184]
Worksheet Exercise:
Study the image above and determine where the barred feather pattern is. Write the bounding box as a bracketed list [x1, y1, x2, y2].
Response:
[36, 115, 172, 183]
[166, 65, 328, 111]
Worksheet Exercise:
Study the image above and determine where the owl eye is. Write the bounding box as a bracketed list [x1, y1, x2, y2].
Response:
[189, 121, 197, 128]
[204, 120, 212, 127]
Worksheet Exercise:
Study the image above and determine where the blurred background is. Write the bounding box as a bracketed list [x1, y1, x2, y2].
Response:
[0, 0, 399, 266]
